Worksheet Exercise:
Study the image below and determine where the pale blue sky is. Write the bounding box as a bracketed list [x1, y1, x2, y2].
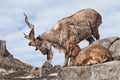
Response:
[0, 0, 120, 67]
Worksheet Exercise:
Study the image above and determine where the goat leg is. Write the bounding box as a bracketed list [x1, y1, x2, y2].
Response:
[93, 28, 100, 40]
[69, 57, 77, 66]
[86, 36, 95, 45]
[62, 54, 69, 67]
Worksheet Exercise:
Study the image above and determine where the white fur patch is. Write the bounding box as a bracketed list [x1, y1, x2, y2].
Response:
[53, 22, 59, 29]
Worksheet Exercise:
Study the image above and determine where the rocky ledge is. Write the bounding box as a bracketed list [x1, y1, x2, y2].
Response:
[58, 60, 120, 80]
[0, 36, 120, 80]
[0, 40, 60, 80]
[58, 36, 120, 80]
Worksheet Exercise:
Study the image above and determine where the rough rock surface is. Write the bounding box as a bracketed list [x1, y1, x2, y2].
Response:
[91, 36, 120, 59]
[0, 40, 60, 80]
[57, 36, 120, 80]
[0, 40, 13, 58]
[57, 60, 120, 80]
[0, 40, 33, 79]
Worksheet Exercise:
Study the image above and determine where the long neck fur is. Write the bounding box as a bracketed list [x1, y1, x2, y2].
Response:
[41, 29, 60, 44]
[40, 29, 66, 52]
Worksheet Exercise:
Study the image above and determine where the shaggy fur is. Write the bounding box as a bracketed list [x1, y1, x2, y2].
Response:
[65, 44, 81, 66]
[40, 8, 102, 46]
[24, 8, 102, 67]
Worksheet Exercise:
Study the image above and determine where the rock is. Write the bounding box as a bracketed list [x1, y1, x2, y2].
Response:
[57, 36, 120, 80]
[92, 36, 120, 59]
[109, 39, 120, 58]
[30, 66, 42, 77]
[0, 40, 32, 72]
[0, 40, 33, 79]
[0, 40, 59, 79]
[0, 40, 6, 56]
[0, 56, 32, 72]
[29, 65, 61, 80]
[42, 61, 53, 69]
[91, 61, 120, 80]
[0, 40, 13, 58]
[57, 60, 120, 80]
[92, 36, 119, 49]
[42, 65, 61, 77]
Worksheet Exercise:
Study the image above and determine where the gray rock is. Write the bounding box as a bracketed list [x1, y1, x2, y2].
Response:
[58, 66, 91, 80]
[92, 36, 120, 59]
[0, 40, 6, 56]
[91, 61, 120, 80]
[0, 40, 13, 58]
[0, 40, 58, 79]
[109, 39, 120, 58]
[42, 61, 53, 69]
[57, 36, 120, 80]
[92, 36, 119, 49]
[57, 60, 120, 80]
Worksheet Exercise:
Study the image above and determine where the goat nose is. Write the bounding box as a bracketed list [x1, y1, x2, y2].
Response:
[43, 49, 49, 55]
[35, 48, 38, 50]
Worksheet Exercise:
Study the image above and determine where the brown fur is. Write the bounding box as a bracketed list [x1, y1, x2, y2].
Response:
[75, 45, 112, 66]
[40, 9, 101, 49]
[65, 44, 81, 67]
[24, 8, 102, 67]
[40, 8, 102, 46]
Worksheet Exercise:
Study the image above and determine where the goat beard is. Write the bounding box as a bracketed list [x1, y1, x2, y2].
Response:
[47, 51, 53, 61]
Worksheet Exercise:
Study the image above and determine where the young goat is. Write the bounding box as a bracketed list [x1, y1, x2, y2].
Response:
[68, 45, 112, 66]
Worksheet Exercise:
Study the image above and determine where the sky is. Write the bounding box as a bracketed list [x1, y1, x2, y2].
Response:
[0, 0, 120, 67]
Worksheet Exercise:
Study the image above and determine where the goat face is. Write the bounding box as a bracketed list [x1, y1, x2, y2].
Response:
[23, 13, 53, 61]
[35, 37, 53, 60]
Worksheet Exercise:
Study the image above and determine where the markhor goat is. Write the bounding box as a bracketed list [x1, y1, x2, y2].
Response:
[24, 8, 102, 67]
